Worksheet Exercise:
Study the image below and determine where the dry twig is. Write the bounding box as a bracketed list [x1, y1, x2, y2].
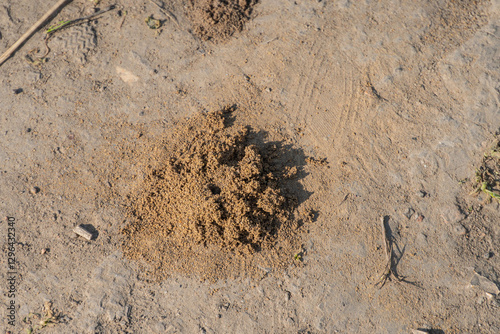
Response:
[0, 0, 72, 66]
[375, 216, 407, 288]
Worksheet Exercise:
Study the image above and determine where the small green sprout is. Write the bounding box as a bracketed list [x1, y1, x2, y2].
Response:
[46, 20, 72, 34]
[481, 182, 500, 202]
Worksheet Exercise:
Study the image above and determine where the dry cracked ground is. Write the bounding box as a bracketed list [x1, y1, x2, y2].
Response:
[1, 0, 500, 333]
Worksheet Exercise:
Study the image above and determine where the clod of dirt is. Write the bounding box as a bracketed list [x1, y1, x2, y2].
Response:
[187, 0, 258, 41]
[122, 109, 306, 281]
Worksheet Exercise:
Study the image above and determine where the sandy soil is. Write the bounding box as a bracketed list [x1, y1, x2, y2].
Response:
[1, 0, 499, 333]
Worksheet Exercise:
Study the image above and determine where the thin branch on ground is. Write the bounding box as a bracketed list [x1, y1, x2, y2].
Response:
[0, 0, 73, 66]
[375, 216, 416, 288]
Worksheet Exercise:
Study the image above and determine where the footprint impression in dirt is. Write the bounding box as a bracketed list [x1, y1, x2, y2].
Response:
[51, 24, 97, 64]
[121, 109, 311, 281]
[187, 0, 258, 41]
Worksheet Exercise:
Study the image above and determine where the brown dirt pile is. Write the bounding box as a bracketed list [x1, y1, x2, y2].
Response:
[187, 0, 258, 41]
[121, 109, 306, 281]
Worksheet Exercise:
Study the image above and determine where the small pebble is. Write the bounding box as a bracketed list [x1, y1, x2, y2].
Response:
[483, 251, 493, 259]
[40, 248, 48, 254]
[471, 272, 500, 295]
[417, 190, 426, 197]
[452, 224, 467, 236]
[441, 206, 465, 224]
[13, 88, 23, 94]
[30, 186, 40, 194]
[415, 215, 424, 222]
[285, 291, 291, 301]
[73, 224, 93, 240]
[415, 232, 428, 247]
[28, 72, 41, 82]
[404, 207, 415, 219]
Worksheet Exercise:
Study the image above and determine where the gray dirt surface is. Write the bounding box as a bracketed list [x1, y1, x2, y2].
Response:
[1, 0, 499, 333]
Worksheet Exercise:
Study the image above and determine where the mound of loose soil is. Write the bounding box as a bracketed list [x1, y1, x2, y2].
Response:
[187, 0, 258, 41]
[121, 109, 307, 280]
